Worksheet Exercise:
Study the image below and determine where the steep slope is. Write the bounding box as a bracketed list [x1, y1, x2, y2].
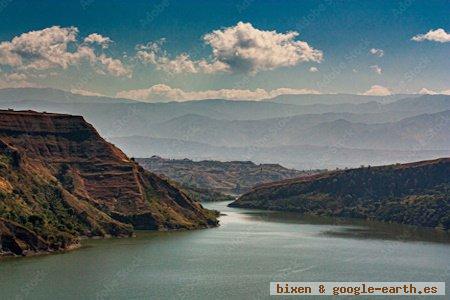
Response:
[137, 156, 310, 195]
[231, 158, 450, 229]
[0, 110, 217, 257]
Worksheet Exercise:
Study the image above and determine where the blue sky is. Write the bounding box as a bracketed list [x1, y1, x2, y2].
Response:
[0, 0, 449, 101]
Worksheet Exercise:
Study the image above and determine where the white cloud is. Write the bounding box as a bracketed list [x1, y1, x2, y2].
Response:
[97, 54, 131, 77]
[0, 26, 83, 70]
[83, 33, 111, 48]
[0, 26, 130, 77]
[136, 41, 228, 74]
[362, 85, 391, 96]
[419, 88, 450, 95]
[0, 80, 38, 89]
[269, 87, 321, 97]
[136, 39, 228, 74]
[412, 28, 450, 43]
[70, 88, 105, 97]
[0, 72, 39, 88]
[136, 22, 323, 74]
[309, 67, 318, 72]
[204, 22, 323, 74]
[116, 84, 320, 102]
[5, 72, 27, 81]
[370, 65, 382, 74]
[369, 48, 384, 57]
[419, 88, 437, 95]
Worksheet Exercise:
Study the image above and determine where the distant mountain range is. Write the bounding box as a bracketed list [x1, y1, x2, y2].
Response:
[136, 156, 311, 195]
[266, 93, 419, 105]
[0, 87, 136, 104]
[1, 87, 449, 170]
[231, 157, 450, 230]
[111, 136, 450, 170]
[131, 110, 449, 150]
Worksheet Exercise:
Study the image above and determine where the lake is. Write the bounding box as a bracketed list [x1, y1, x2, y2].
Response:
[1, 201, 449, 299]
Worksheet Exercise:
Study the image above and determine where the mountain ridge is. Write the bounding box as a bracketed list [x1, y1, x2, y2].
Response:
[117, 109, 450, 150]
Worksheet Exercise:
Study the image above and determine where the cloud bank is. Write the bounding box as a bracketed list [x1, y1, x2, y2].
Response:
[419, 88, 450, 95]
[136, 22, 323, 74]
[116, 84, 320, 102]
[0, 72, 40, 89]
[70, 88, 105, 97]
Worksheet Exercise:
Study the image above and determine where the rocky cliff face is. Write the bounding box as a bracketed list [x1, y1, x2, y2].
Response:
[0, 110, 217, 257]
[231, 158, 450, 230]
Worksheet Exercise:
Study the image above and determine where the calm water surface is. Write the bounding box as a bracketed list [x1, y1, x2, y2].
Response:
[1, 201, 449, 299]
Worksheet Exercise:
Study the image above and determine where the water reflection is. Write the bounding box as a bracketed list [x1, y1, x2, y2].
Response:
[1, 201, 448, 300]
[218, 203, 450, 244]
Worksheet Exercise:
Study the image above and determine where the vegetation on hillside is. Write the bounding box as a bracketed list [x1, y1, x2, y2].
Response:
[137, 156, 317, 197]
[231, 158, 450, 230]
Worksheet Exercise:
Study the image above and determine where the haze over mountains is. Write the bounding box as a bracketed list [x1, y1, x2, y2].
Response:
[1, 88, 449, 169]
[0, 88, 135, 104]
[120, 110, 449, 150]
[266, 93, 420, 105]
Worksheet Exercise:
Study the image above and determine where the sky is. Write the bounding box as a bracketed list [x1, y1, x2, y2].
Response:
[0, 0, 449, 101]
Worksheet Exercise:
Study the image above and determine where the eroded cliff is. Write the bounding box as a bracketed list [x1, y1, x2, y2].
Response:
[0, 110, 217, 257]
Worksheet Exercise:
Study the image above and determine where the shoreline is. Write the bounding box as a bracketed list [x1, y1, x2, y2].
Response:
[0, 221, 220, 260]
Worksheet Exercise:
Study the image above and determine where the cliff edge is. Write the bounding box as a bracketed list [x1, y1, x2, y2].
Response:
[0, 110, 217, 257]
